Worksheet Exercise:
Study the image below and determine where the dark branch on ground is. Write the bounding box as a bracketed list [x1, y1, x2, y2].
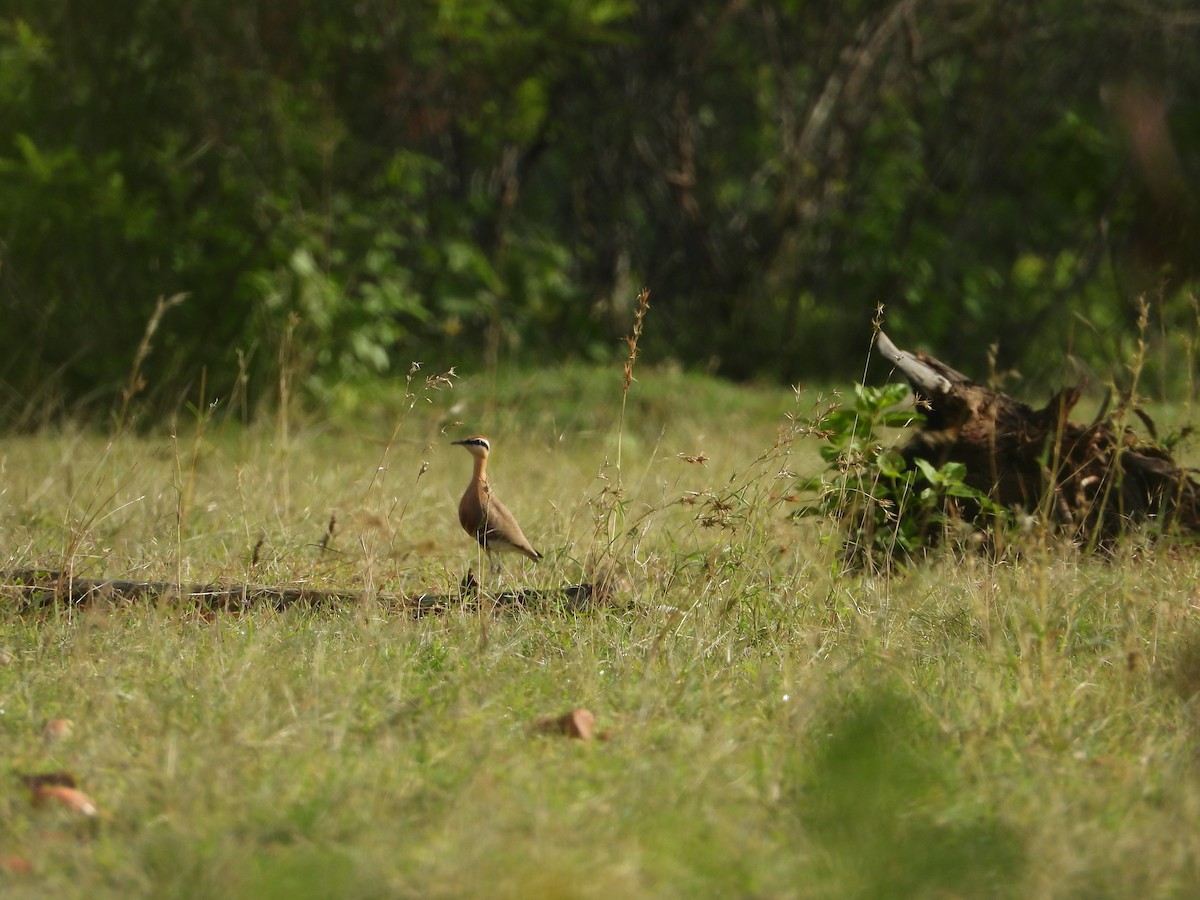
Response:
[0, 570, 600, 616]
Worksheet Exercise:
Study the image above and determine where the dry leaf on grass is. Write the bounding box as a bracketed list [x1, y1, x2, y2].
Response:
[532, 707, 595, 741]
[22, 774, 98, 818]
[42, 718, 74, 742]
[32, 785, 99, 818]
[0, 855, 34, 874]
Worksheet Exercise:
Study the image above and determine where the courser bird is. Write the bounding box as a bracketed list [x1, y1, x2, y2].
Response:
[451, 435, 542, 564]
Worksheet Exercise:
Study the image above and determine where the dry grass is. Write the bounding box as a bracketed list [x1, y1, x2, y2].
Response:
[3, 363, 1200, 897]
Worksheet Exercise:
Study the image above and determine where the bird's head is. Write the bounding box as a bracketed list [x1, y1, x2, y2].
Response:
[452, 435, 491, 460]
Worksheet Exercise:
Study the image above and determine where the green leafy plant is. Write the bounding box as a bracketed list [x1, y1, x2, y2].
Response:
[797, 382, 1008, 570]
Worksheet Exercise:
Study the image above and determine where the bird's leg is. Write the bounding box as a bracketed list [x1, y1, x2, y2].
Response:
[467, 544, 489, 604]
[473, 548, 491, 649]
[489, 554, 505, 594]
[458, 568, 479, 601]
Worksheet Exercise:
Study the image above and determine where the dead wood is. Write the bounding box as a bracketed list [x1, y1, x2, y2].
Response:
[875, 330, 1200, 543]
[0, 569, 602, 616]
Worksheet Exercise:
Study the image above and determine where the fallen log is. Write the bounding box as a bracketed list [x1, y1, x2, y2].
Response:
[0, 569, 600, 616]
[875, 330, 1200, 544]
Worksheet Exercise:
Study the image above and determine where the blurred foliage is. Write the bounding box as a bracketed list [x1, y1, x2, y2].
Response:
[0, 1, 1197, 423]
[793, 683, 1026, 898]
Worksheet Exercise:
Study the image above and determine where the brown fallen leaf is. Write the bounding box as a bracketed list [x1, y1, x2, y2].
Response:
[533, 707, 595, 741]
[42, 718, 74, 742]
[0, 855, 34, 874]
[32, 785, 99, 818]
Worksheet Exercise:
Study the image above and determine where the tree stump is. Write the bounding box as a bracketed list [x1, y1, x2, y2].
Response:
[875, 330, 1200, 545]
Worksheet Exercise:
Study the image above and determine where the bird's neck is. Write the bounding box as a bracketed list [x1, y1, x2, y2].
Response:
[473, 456, 489, 486]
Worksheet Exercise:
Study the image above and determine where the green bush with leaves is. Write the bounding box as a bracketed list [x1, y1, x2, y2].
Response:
[798, 382, 1008, 570]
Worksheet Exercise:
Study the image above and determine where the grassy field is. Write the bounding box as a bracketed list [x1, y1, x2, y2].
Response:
[4, 361, 1200, 898]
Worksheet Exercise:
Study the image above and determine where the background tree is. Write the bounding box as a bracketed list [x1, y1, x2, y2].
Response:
[0, 0, 1196, 423]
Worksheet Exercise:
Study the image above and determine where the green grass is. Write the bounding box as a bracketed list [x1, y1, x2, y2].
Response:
[3, 364, 1200, 897]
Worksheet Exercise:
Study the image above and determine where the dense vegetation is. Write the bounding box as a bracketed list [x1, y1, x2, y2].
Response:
[1, 1, 1198, 421]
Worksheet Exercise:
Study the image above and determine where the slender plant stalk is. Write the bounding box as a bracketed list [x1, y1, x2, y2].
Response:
[608, 288, 651, 547]
[361, 362, 457, 557]
[616, 288, 651, 480]
[1086, 294, 1151, 552]
[274, 313, 300, 512]
[115, 293, 187, 431]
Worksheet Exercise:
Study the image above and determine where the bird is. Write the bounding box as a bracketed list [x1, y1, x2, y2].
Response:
[451, 435, 542, 565]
